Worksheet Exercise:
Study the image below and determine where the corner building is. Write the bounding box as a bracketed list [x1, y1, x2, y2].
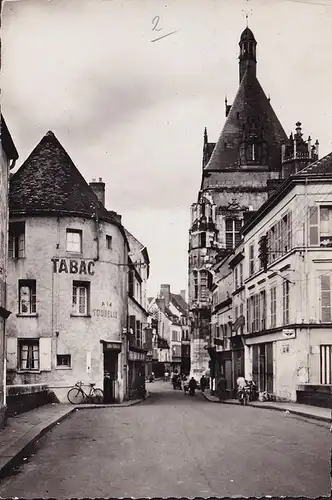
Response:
[188, 27, 290, 379]
[6, 131, 130, 403]
[0, 117, 18, 427]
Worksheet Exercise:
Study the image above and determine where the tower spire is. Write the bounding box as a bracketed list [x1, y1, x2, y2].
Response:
[238, 26, 257, 83]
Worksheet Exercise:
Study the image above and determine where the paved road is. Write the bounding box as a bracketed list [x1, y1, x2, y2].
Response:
[0, 381, 330, 498]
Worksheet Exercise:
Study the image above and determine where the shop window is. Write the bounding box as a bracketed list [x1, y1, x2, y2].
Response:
[19, 339, 39, 371]
[66, 229, 82, 253]
[320, 345, 332, 384]
[57, 354, 71, 367]
[9, 221, 25, 259]
[72, 281, 90, 316]
[18, 279, 36, 315]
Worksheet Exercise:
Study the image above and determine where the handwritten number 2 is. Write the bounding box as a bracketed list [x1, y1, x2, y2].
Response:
[152, 16, 162, 32]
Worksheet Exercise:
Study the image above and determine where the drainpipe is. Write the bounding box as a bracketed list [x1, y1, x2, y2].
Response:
[304, 177, 310, 383]
[94, 205, 100, 261]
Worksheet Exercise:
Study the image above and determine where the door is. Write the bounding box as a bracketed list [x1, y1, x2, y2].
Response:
[266, 342, 274, 394]
[224, 359, 232, 396]
[259, 344, 266, 392]
[103, 351, 118, 403]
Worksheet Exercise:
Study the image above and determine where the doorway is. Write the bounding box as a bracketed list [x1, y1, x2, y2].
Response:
[252, 343, 273, 395]
[103, 351, 118, 403]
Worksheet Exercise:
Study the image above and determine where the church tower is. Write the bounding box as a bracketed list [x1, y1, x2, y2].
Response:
[188, 27, 289, 379]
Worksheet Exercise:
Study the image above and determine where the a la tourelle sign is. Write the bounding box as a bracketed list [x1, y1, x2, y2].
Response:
[51, 258, 95, 275]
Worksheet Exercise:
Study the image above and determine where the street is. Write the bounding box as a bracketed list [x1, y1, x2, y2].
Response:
[0, 381, 330, 498]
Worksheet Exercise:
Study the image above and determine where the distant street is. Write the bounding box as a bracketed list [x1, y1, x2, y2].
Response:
[0, 381, 330, 498]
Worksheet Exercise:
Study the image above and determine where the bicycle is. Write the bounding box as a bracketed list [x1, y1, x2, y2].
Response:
[67, 381, 104, 404]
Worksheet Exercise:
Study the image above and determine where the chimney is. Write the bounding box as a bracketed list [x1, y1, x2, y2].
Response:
[180, 290, 186, 302]
[157, 298, 165, 312]
[160, 284, 171, 308]
[89, 177, 105, 206]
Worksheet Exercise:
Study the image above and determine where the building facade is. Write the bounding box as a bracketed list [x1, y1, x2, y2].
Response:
[188, 27, 318, 380]
[241, 150, 332, 402]
[5, 131, 136, 403]
[0, 117, 18, 428]
[126, 229, 151, 396]
[148, 285, 190, 376]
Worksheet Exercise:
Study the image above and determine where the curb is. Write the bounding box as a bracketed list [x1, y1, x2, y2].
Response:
[0, 406, 77, 480]
[0, 392, 150, 480]
[201, 392, 331, 423]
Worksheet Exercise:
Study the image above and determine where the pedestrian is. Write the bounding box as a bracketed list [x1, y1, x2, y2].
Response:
[217, 375, 227, 402]
[200, 375, 206, 392]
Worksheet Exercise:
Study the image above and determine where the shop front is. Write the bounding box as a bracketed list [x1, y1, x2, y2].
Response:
[251, 342, 273, 397]
[102, 340, 122, 403]
[128, 348, 146, 399]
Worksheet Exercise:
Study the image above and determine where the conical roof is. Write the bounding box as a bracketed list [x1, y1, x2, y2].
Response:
[9, 131, 110, 220]
[240, 27, 256, 42]
[205, 69, 287, 172]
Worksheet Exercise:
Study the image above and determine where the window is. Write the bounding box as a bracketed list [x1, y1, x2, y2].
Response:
[106, 235, 112, 250]
[128, 269, 134, 297]
[320, 345, 332, 384]
[282, 280, 290, 325]
[9, 221, 25, 259]
[19, 339, 39, 370]
[172, 330, 178, 341]
[57, 354, 71, 367]
[19, 280, 36, 315]
[225, 218, 242, 250]
[260, 290, 266, 330]
[72, 281, 90, 316]
[309, 206, 332, 247]
[249, 244, 255, 275]
[136, 320, 142, 345]
[239, 263, 243, 286]
[193, 271, 198, 300]
[200, 271, 208, 300]
[66, 229, 82, 253]
[320, 275, 331, 322]
[270, 286, 277, 328]
[199, 232, 206, 248]
[267, 212, 292, 264]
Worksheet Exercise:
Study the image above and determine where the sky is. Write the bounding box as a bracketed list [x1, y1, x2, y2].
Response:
[2, 0, 332, 297]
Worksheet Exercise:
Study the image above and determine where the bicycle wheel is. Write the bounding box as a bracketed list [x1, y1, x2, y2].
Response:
[67, 387, 84, 404]
[91, 388, 104, 404]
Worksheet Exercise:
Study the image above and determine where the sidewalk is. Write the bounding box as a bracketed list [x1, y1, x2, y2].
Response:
[201, 391, 332, 423]
[0, 394, 149, 479]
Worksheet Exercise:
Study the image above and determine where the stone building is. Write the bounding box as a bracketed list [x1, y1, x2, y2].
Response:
[5, 131, 136, 403]
[188, 27, 318, 379]
[148, 285, 190, 376]
[125, 229, 151, 396]
[0, 116, 18, 428]
[241, 149, 332, 403]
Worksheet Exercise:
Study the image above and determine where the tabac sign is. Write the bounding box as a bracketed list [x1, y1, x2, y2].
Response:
[52, 258, 95, 275]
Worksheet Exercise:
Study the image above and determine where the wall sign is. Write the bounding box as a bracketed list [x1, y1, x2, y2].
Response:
[282, 328, 295, 339]
[93, 309, 118, 319]
[128, 350, 146, 362]
[52, 258, 95, 275]
[104, 342, 122, 352]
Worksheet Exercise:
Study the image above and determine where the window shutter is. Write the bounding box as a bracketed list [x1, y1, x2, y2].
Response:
[6, 337, 17, 370]
[39, 337, 52, 371]
[321, 275, 331, 322]
[309, 207, 319, 246]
